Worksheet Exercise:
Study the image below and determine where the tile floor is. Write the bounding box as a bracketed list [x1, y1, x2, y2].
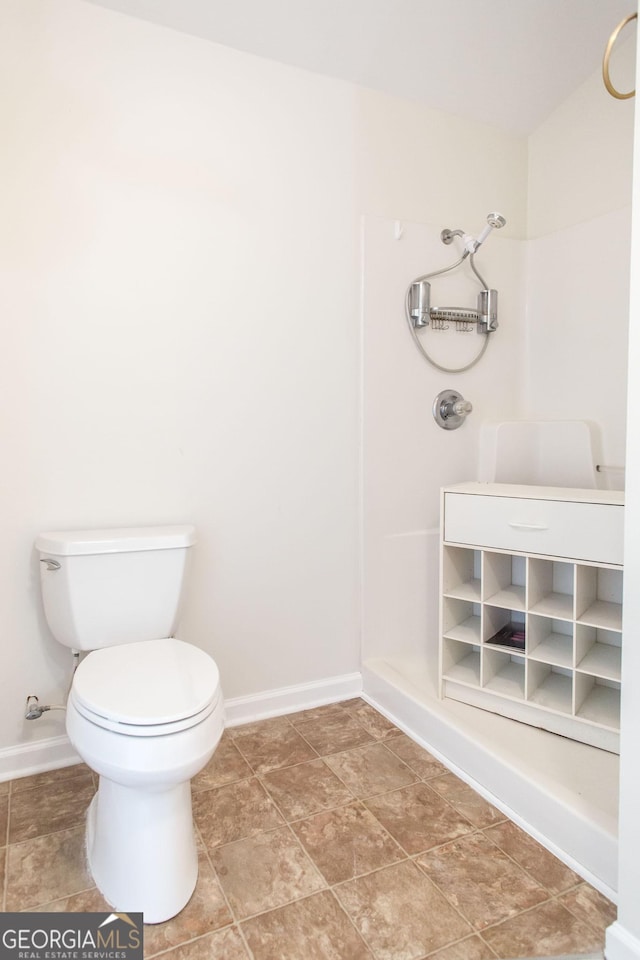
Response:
[0, 698, 615, 959]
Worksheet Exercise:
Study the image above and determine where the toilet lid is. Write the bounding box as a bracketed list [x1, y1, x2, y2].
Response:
[72, 638, 220, 726]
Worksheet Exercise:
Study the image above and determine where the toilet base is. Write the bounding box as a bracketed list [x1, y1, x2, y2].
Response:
[86, 778, 198, 924]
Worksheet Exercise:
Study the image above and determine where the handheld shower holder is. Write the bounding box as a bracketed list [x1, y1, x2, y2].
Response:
[409, 283, 499, 333]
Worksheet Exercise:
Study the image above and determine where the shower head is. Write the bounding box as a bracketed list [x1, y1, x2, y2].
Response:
[465, 212, 507, 253]
[487, 212, 506, 230]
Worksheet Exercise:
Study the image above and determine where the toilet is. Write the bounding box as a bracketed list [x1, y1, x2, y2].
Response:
[35, 525, 224, 924]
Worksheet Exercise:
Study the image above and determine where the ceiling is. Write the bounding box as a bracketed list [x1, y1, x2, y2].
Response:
[86, 0, 636, 133]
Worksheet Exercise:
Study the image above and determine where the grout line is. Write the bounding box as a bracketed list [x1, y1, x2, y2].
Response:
[194, 814, 334, 950]
[4, 817, 94, 849]
[409, 850, 486, 942]
[13, 882, 97, 915]
[476, 826, 602, 914]
[326, 884, 380, 958]
[465, 888, 609, 947]
[420, 931, 501, 959]
[190, 823, 257, 960]
[548, 884, 615, 940]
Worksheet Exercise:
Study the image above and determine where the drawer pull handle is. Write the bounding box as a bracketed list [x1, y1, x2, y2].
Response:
[508, 521, 548, 531]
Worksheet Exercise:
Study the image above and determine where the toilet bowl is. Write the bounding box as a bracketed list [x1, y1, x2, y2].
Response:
[67, 638, 223, 923]
[35, 525, 223, 924]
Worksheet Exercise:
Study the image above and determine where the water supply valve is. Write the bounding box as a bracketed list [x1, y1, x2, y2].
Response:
[433, 389, 473, 430]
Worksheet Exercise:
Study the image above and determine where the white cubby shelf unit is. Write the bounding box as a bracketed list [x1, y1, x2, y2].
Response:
[439, 483, 625, 753]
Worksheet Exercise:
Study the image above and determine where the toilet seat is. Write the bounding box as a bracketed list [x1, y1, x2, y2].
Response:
[70, 637, 221, 737]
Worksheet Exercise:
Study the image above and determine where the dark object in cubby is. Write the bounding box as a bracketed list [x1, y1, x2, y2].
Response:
[487, 623, 526, 650]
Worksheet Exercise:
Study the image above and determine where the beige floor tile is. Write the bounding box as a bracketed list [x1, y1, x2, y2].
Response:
[21, 843, 233, 958]
[428, 774, 505, 828]
[191, 735, 252, 792]
[5, 826, 93, 910]
[241, 890, 373, 960]
[143, 843, 232, 957]
[0, 797, 8, 844]
[484, 820, 581, 895]
[0, 781, 9, 798]
[211, 826, 325, 919]
[261, 759, 354, 820]
[324, 742, 418, 799]
[385, 733, 449, 780]
[293, 713, 374, 755]
[365, 782, 475, 855]
[9, 776, 95, 843]
[150, 926, 250, 960]
[558, 883, 617, 937]
[481, 900, 604, 958]
[227, 716, 293, 740]
[22, 886, 111, 912]
[336, 860, 472, 960]
[11, 764, 93, 794]
[231, 723, 318, 775]
[288, 703, 348, 726]
[417, 832, 548, 930]
[292, 802, 404, 885]
[193, 778, 283, 849]
[340, 701, 399, 739]
[426, 934, 497, 960]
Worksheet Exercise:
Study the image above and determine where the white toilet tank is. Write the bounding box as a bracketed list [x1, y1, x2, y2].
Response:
[36, 525, 196, 651]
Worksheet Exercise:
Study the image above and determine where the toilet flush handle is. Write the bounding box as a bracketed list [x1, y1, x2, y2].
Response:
[40, 558, 61, 571]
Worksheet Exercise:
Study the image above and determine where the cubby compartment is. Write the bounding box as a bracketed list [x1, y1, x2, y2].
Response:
[442, 597, 481, 644]
[483, 648, 525, 699]
[575, 674, 620, 729]
[575, 626, 621, 682]
[483, 605, 526, 652]
[442, 638, 481, 687]
[527, 559, 574, 621]
[527, 662, 572, 714]
[442, 547, 481, 602]
[482, 552, 526, 610]
[527, 615, 573, 668]
[575, 566, 623, 631]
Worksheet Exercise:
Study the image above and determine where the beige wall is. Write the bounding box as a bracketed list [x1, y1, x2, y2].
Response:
[0, 0, 362, 756]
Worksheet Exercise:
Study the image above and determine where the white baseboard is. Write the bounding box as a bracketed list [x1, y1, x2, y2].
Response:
[606, 922, 640, 960]
[223, 672, 362, 726]
[0, 672, 363, 783]
[0, 734, 82, 784]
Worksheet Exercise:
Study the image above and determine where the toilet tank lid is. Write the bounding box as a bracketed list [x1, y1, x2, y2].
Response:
[36, 525, 196, 556]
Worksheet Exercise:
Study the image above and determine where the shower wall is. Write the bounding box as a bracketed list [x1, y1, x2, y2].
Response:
[524, 39, 634, 488]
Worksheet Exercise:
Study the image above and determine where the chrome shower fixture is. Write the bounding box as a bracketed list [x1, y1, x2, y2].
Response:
[405, 209, 507, 374]
[442, 212, 507, 256]
[433, 389, 473, 430]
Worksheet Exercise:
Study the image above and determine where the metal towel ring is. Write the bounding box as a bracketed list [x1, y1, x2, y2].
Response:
[603, 12, 637, 100]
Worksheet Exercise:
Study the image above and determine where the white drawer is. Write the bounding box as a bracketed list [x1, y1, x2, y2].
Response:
[444, 493, 623, 565]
